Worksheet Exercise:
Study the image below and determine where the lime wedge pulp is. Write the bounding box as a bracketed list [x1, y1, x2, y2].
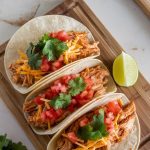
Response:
[113, 52, 138, 87]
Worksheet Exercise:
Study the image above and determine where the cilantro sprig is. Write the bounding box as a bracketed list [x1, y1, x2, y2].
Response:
[26, 34, 68, 69]
[69, 77, 86, 96]
[0, 134, 27, 150]
[26, 43, 42, 69]
[77, 109, 108, 141]
[49, 77, 86, 110]
[50, 93, 71, 109]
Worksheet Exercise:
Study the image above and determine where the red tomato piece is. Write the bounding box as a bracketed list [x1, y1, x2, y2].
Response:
[58, 55, 64, 62]
[57, 31, 71, 41]
[106, 112, 114, 121]
[46, 109, 58, 120]
[56, 109, 64, 117]
[60, 85, 67, 93]
[41, 57, 51, 72]
[33, 96, 44, 105]
[79, 90, 88, 99]
[77, 99, 89, 106]
[49, 32, 57, 38]
[104, 117, 112, 125]
[41, 111, 47, 121]
[61, 75, 72, 84]
[85, 90, 94, 99]
[71, 99, 77, 105]
[67, 104, 75, 112]
[79, 117, 89, 127]
[84, 78, 93, 90]
[67, 132, 78, 143]
[52, 61, 62, 69]
[107, 101, 121, 115]
[54, 79, 61, 85]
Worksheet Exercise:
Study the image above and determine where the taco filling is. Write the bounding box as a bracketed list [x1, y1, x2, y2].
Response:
[56, 100, 136, 150]
[23, 65, 109, 130]
[9, 31, 99, 87]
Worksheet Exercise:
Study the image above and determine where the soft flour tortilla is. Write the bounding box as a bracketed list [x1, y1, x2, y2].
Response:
[4, 15, 99, 94]
[47, 93, 140, 150]
[24, 58, 117, 135]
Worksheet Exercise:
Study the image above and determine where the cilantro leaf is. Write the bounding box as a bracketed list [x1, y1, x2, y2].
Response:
[6, 142, 27, 150]
[36, 34, 50, 49]
[50, 93, 71, 109]
[26, 43, 42, 69]
[0, 134, 10, 149]
[0, 134, 27, 150]
[77, 109, 108, 141]
[69, 77, 86, 96]
[42, 38, 68, 61]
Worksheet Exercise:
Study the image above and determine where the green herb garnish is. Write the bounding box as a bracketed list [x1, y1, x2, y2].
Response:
[26, 33, 68, 69]
[43, 38, 68, 61]
[0, 134, 27, 150]
[69, 77, 86, 96]
[26, 43, 42, 69]
[77, 109, 108, 141]
[50, 93, 71, 109]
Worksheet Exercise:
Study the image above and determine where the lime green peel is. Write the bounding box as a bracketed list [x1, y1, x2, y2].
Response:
[113, 52, 138, 87]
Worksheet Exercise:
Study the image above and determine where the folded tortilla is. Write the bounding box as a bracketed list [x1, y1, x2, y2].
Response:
[4, 15, 99, 94]
[23, 58, 116, 135]
[47, 93, 140, 150]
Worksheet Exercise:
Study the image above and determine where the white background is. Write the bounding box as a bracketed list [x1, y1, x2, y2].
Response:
[0, 0, 150, 149]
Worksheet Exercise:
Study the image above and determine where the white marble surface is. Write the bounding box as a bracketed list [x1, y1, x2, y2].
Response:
[0, 0, 150, 149]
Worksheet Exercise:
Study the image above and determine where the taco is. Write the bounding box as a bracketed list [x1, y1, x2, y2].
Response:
[23, 59, 116, 134]
[4, 15, 100, 94]
[48, 93, 140, 150]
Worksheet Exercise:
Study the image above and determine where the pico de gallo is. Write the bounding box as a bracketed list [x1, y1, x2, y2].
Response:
[56, 100, 136, 150]
[23, 65, 109, 130]
[9, 31, 100, 87]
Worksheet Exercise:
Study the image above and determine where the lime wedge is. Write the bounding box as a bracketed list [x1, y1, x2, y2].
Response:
[113, 52, 138, 87]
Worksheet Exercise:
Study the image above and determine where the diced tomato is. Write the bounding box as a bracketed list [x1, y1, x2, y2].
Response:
[107, 124, 114, 133]
[85, 90, 94, 99]
[54, 79, 61, 85]
[61, 75, 71, 84]
[79, 90, 88, 99]
[33, 96, 44, 105]
[60, 85, 67, 93]
[106, 112, 114, 121]
[107, 101, 121, 115]
[57, 31, 72, 41]
[67, 132, 78, 143]
[41, 57, 51, 71]
[51, 65, 57, 71]
[51, 85, 59, 93]
[84, 78, 93, 90]
[49, 32, 57, 38]
[49, 31, 72, 41]
[104, 117, 112, 125]
[41, 111, 47, 121]
[79, 117, 89, 127]
[58, 55, 64, 62]
[45, 90, 53, 99]
[56, 109, 64, 117]
[67, 104, 75, 112]
[71, 99, 77, 105]
[52, 61, 62, 69]
[46, 109, 58, 120]
[77, 99, 89, 106]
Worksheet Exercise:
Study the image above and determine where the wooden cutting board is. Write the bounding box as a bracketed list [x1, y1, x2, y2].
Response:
[135, 0, 150, 18]
[0, 0, 150, 149]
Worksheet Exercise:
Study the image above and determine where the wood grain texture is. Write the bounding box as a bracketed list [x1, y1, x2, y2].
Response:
[0, 0, 150, 149]
[135, 0, 150, 18]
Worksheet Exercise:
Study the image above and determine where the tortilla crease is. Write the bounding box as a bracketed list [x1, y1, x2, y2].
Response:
[4, 15, 100, 94]
[47, 93, 140, 150]
[23, 58, 117, 135]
